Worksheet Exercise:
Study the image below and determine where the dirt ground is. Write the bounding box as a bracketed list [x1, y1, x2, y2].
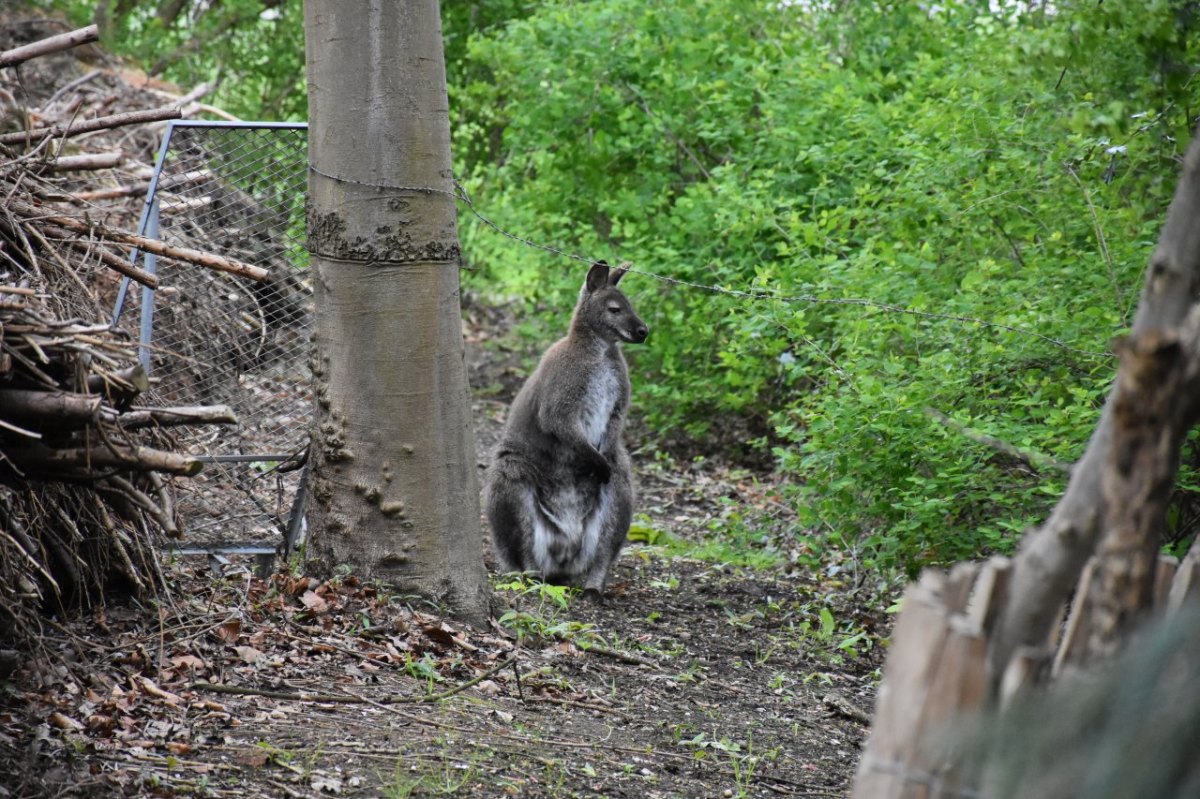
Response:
[0, 303, 887, 798]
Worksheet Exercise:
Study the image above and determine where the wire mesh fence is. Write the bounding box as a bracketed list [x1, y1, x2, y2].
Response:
[113, 121, 311, 548]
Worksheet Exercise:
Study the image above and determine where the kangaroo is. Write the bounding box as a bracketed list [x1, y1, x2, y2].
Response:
[485, 261, 649, 601]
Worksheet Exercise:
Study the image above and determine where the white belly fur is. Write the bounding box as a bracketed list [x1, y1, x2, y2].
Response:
[531, 481, 613, 576]
[579, 365, 619, 449]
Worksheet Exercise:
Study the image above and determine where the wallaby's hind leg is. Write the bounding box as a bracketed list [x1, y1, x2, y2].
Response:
[580, 475, 633, 602]
[485, 475, 536, 574]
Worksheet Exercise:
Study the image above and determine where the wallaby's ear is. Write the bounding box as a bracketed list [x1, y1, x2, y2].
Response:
[585, 261, 610, 294]
[609, 261, 632, 286]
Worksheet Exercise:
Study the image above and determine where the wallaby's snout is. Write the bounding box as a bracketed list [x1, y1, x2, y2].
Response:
[624, 318, 649, 344]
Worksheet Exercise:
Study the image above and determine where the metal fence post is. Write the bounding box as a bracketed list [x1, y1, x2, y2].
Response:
[137, 198, 159, 372]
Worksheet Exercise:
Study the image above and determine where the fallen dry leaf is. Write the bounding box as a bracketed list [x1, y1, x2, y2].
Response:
[235, 748, 270, 767]
[215, 620, 242, 644]
[48, 712, 85, 731]
[301, 590, 330, 613]
[234, 645, 264, 663]
[170, 654, 206, 670]
[140, 677, 184, 706]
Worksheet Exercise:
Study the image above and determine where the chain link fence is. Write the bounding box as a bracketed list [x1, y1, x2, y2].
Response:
[113, 121, 311, 549]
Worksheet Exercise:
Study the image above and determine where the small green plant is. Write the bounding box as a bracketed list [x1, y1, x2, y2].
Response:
[402, 652, 445, 692]
[670, 721, 698, 744]
[254, 741, 322, 780]
[628, 519, 674, 545]
[650, 575, 680, 590]
[493, 572, 574, 609]
[673, 659, 705, 684]
[658, 508, 786, 570]
[254, 740, 295, 766]
[763, 603, 874, 666]
[493, 571, 610, 648]
[382, 745, 488, 798]
[498, 609, 599, 647]
[730, 749, 759, 799]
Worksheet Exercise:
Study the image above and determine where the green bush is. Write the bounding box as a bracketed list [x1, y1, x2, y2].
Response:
[452, 0, 1199, 572]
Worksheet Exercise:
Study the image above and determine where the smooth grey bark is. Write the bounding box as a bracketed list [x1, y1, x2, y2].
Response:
[989, 130, 1200, 680]
[303, 0, 488, 624]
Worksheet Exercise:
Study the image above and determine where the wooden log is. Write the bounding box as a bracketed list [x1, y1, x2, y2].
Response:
[1078, 329, 1199, 663]
[852, 571, 951, 799]
[0, 25, 99, 69]
[854, 566, 1002, 799]
[47, 152, 124, 172]
[0, 106, 182, 147]
[1154, 555, 1179, 610]
[0, 388, 102, 424]
[965, 556, 1011, 636]
[86, 364, 149, 409]
[1167, 553, 1200, 613]
[990, 125, 1200, 683]
[999, 645, 1052, 707]
[117, 404, 237, 428]
[99, 475, 178, 538]
[71, 181, 152, 202]
[4, 442, 202, 476]
[944, 561, 981, 615]
[911, 616, 988, 797]
[1052, 559, 1097, 676]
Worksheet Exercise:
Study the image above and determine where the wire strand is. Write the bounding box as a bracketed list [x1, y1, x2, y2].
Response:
[306, 164, 1112, 359]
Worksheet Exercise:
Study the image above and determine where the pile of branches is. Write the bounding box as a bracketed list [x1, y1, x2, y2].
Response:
[0, 20, 253, 652]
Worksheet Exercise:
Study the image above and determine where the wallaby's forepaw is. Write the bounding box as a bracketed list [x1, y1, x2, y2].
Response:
[581, 587, 607, 605]
[576, 457, 612, 484]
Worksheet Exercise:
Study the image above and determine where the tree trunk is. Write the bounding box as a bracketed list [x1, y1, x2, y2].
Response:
[303, 0, 488, 625]
[989, 129, 1200, 682]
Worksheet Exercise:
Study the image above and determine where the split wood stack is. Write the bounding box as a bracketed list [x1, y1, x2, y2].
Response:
[853, 125, 1200, 798]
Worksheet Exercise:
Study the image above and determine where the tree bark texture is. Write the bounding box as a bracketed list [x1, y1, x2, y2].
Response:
[1076, 321, 1200, 662]
[990, 129, 1200, 681]
[304, 0, 488, 625]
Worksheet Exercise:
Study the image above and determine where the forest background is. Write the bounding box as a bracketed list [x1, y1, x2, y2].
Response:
[50, 0, 1200, 577]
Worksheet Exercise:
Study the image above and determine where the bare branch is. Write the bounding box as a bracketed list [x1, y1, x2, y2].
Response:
[17, 203, 269, 282]
[0, 106, 182, 147]
[0, 25, 99, 69]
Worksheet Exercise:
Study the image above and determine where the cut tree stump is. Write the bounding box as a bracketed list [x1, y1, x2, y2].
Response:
[853, 554, 1191, 799]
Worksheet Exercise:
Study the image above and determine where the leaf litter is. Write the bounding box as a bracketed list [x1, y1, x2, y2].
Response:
[2, 502, 884, 798]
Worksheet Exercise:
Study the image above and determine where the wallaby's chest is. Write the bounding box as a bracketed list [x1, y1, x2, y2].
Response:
[579, 360, 622, 448]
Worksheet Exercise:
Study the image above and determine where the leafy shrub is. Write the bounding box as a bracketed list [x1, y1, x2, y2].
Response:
[453, 0, 1200, 572]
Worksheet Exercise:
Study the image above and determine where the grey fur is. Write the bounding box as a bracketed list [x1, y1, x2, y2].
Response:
[484, 261, 649, 600]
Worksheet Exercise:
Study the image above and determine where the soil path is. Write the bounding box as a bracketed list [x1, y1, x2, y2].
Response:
[1, 306, 882, 798]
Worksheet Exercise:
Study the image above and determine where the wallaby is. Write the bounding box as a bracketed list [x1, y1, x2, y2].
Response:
[485, 261, 649, 601]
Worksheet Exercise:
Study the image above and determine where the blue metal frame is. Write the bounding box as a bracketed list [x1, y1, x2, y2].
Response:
[110, 120, 309, 328]
[106, 120, 313, 548]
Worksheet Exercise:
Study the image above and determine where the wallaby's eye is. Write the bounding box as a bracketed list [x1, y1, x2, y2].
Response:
[607, 305, 621, 314]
